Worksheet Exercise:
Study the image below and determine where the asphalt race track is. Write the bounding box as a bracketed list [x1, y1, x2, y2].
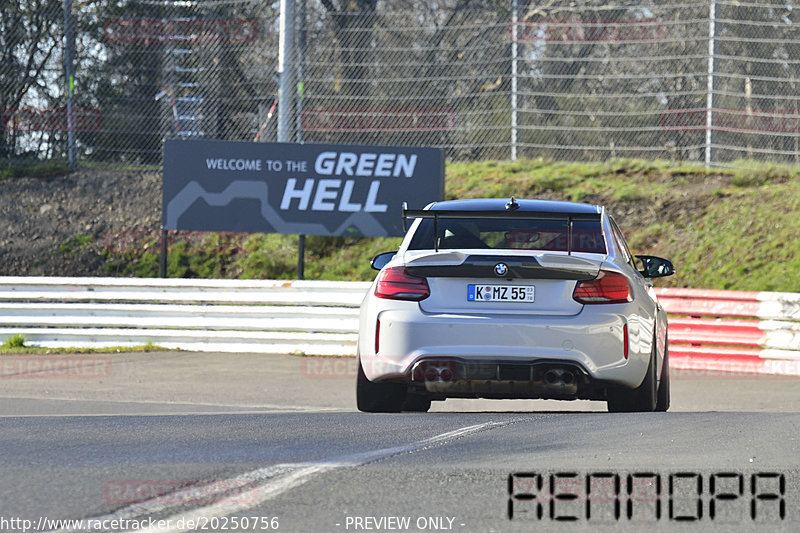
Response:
[1, 351, 799, 533]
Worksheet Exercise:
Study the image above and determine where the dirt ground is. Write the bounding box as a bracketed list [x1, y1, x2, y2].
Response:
[0, 170, 162, 276]
[0, 167, 726, 278]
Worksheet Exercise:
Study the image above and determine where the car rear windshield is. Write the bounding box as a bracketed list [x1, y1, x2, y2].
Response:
[407, 217, 606, 253]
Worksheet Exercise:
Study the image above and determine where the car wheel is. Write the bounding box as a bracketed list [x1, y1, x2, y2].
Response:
[356, 357, 406, 413]
[402, 393, 432, 413]
[656, 339, 670, 412]
[607, 338, 658, 413]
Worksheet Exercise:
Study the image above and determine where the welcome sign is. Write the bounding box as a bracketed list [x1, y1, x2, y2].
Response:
[162, 139, 444, 237]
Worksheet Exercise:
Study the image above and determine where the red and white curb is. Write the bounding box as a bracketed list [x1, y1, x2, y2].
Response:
[656, 288, 800, 377]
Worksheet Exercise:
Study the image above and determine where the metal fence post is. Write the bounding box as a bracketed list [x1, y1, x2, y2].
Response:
[278, 0, 295, 143]
[63, 0, 76, 169]
[296, 0, 306, 144]
[295, 0, 307, 280]
[278, 0, 305, 278]
[511, 0, 518, 161]
[705, 0, 717, 167]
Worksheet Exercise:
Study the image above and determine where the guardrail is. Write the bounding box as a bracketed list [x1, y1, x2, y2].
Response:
[658, 288, 800, 376]
[0, 277, 798, 375]
[0, 277, 370, 356]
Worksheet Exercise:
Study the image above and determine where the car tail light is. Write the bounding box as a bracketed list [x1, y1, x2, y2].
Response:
[573, 270, 632, 304]
[375, 267, 430, 301]
[623, 323, 629, 359]
[375, 319, 380, 353]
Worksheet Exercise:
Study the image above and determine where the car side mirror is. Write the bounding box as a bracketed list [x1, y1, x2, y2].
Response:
[370, 251, 396, 271]
[637, 255, 675, 278]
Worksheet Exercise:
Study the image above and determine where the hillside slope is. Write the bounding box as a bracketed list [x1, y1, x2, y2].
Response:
[0, 159, 797, 291]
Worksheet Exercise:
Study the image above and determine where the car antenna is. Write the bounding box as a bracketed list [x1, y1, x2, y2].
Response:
[505, 196, 520, 211]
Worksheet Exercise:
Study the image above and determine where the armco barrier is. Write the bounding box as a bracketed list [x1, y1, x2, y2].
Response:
[0, 277, 798, 375]
[0, 277, 370, 356]
[657, 288, 800, 376]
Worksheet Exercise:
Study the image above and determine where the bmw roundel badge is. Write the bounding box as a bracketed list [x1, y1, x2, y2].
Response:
[494, 263, 508, 277]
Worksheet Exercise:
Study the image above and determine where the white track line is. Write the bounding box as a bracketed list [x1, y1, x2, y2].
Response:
[49, 421, 511, 533]
[0, 395, 343, 412]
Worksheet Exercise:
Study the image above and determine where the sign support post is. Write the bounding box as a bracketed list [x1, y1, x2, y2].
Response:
[297, 234, 305, 279]
[279, 0, 305, 277]
[160, 229, 168, 278]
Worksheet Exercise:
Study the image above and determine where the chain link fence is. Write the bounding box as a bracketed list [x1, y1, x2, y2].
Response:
[2, 0, 800, 168]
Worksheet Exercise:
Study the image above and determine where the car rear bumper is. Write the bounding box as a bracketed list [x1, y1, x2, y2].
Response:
[360, 306, 652, 389]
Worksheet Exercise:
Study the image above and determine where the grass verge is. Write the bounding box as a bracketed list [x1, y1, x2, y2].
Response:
[86, 157, 800, 292]
[0, 336, 171, 354]
[0, 162, 71, 179]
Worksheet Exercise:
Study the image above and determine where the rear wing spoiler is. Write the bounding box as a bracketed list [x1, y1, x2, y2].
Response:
[401, 203, 602, 255]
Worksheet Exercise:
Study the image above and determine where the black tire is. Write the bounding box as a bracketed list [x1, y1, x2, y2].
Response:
[402, 393, 432, 412]
[607, 338, 658, 413]
[356, 357, 406, 413]
[656, 339, 670, 412]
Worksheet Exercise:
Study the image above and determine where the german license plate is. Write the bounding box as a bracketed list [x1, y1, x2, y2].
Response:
[467, 284, 535, 302]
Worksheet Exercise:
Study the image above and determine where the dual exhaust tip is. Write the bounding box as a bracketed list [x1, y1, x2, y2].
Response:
[423, 365, 454, 382]
[544, 368, 575, 386]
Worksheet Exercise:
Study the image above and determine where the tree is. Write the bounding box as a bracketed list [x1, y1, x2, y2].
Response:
[319, 0, 379, 100]
[0, 0, 63, 159]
